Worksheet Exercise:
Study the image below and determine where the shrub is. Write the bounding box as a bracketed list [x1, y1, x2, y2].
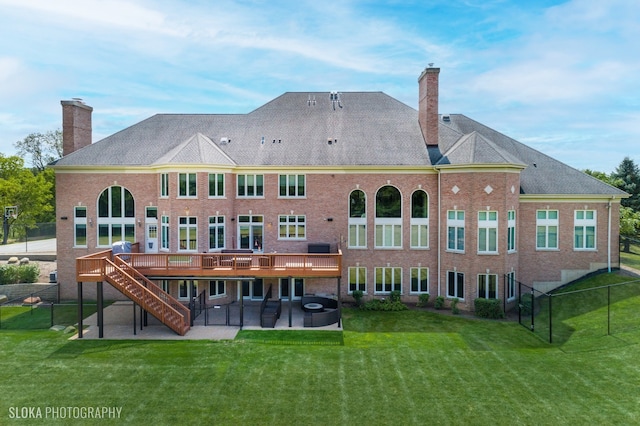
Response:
[450, 297, 460, 314]
[389, 290, 401, 302]
[0, 264, 40, 284]
[352, 289, 364, 306]
[474, 298, 505, 319]
[434, 295, 445, 310]
[361, 298, 408, 311]
[416, 293, 430, 307]
[18, 264, 40, 284]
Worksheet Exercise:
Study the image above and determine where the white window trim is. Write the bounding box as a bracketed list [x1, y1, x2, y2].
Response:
[536, 210, 559, 251]
[74, 206, 87, 248]
[208, 280, 226, 299]
[446, 270, 465, 300]
[348, 218, 367, 249]
[375, 219, 402, 249]
[478, 211, 499, 254]
[236, 174, 264, 198]
[574, 210, 597, 251]
[178, 216, 198, 252]
[507, 210, 516, 253]
[278, 174, 306, 198]
[410, 267, 429, 294]
[374, 266, 402, 294]
[348, 266, 367, 294]
[278, 215, 306, 240]
[477, 273, 499, 299]
[208, 173, 225, 199]
[177, 172, 197, 199]
[446, 210, 465, 253]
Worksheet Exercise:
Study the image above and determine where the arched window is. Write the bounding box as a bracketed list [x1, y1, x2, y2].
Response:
[375, 185, 402, 248]
[348, 190, 366, 248]
[97, 185, 136, 247]
[410, 190, 429, 248]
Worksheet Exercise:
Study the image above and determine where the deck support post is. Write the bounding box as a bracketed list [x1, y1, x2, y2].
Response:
[337, 276, 342, 328]
[240, 287, 244, 330]
[97, 281, 104, 338]
[288, 276, 293, 328]
[133, 301, 137, 335]
[77, 282, 83, 339]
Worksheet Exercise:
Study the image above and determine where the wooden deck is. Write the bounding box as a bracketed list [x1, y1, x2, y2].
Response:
[77, 250, 342, 281]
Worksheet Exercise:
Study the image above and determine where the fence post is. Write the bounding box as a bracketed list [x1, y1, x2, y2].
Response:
[607, 285, 611, 336]
[531, 288, 535, 331]
[50, 302, 54, 328]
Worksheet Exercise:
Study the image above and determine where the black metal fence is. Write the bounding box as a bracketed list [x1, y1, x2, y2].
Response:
[518, 278, 640, 343]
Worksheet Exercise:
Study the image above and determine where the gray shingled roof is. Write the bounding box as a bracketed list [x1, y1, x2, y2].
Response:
[53, 92, 626, 197]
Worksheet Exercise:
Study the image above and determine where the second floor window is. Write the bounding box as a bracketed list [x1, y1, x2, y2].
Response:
[178, 173, 197, 198]
[537, 210, 558, 250]
[375, 185, 402, 249]
[410, 190, 429, 248]
[574, 210, 596, 250]
[279, 174, 305, 197]
[179, 216, 197, 251]
[478, 211, 498, 254]
[74, 206, 87, 247]
[208, 173, 224, 198]
[348, 189, 366, 248]
[447, 210, 465, 252]
[160, 173, 169, 198]
[507, 210, 516, 252]
[237, 174, 264, 197]
[208, 216, 225, 250]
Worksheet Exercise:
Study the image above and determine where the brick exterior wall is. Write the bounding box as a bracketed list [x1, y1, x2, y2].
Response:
[56, 167, 622, 312]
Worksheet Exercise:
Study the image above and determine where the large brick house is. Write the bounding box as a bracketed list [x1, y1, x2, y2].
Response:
[52, 66, 626, 316]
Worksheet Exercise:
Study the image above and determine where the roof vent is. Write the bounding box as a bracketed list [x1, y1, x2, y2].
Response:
[220, 137, 228, 145]
[442, 115, 450, 122]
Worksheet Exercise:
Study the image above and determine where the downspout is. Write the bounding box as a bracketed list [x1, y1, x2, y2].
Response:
[437, 167, 442, 297]
[607, 197, 614, 273]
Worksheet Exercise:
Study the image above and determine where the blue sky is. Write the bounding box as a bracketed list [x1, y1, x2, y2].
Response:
[0, 0, 638, 173]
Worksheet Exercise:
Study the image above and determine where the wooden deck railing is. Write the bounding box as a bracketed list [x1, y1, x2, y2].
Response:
[78, 251, 343, 279]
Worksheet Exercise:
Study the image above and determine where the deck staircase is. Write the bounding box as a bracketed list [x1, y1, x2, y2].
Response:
[102, 257, 190, 335]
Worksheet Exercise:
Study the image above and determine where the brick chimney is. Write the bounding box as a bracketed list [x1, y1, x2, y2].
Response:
[418, 66, 439, 146]
[61, 98, 93, 156]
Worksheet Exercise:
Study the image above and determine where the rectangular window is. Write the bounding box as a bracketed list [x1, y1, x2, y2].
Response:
[279, 277, 304, 300]
[536, 210, 558, 249]
[178, 216, 197, 251]
[478, 274, 498, 299]
[160, 173, 169, 198]
[208, 173, 224, 198]
[410, 221, 429, 249]
[208, 216, 225, 250]
[375, 222, 402, 248]
[348, 267, 367, 293]
[574, 210, 596, 250]
[237, 174, 264, 197]
[410, 267, 429, 294]
[506, 271, 516, 301]
[447, 210, 465, 252]
[478, 211, 498, 254]
[178, 173, 197, 198]
[507, 210, 516, 253]
[278, 215, 306, 240]
[74, 206, 87, 247]
[447, 270, 464, 299]
[209, 280, 226, 298]
[279, 174, 305, 197]
[374, 267, 402, 294]
[161, 216, 169, 250]
[348, 223, 366, 248]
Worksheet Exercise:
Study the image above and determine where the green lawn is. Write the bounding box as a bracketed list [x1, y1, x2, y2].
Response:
[0, 303, 101, 330]
[1, 307, 640, 425]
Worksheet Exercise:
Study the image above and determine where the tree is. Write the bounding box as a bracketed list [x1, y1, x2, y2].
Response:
[620, 207, 640, 252]
[0, 155, 53, 244]
[14, 129, 62, 172]
[611, 157, 640, 211]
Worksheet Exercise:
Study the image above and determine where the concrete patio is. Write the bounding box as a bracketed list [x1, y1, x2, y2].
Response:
[72, 300, 342, 340]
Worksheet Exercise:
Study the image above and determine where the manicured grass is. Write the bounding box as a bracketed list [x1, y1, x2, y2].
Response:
[2, 308, 640, 425]
[529, 272, 640, 344]
[0, 303, 101, 330]
[621, 241, 640, 270]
